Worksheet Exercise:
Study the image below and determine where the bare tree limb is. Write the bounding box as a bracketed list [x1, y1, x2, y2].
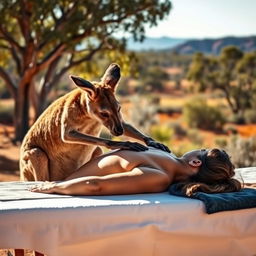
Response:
[0, 67, 17, 98]
[50, 42, 105, 88]
[0, 25, 23, 53]
[10, 47, 22, 76]
[0, 43, 10, 49]
[41, 55, 62, 93]
[37, 44, 66, 71]
[17, 0, 33, 44]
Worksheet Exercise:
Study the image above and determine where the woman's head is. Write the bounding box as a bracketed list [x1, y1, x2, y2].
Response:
[180, 148, 242, 196]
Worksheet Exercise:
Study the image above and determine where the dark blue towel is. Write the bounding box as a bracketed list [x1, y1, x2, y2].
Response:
[169, 184, 256, 214]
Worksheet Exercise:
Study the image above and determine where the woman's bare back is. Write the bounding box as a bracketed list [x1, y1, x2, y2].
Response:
[65, 147, 179, 180]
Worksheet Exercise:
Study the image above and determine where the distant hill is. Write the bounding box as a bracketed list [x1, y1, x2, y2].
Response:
[127, 36, 256, 54]
[168, 36, 256, 55]
[127, 36, 186, 51]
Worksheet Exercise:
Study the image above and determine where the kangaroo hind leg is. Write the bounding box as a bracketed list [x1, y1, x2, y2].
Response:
[20, 148, 50, 181]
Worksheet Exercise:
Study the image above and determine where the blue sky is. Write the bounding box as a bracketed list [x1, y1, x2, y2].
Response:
[145, 0, 256, 38]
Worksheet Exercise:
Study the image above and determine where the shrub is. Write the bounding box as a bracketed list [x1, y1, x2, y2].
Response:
[187, 129, 203, 145]
[169, 122, 187, 139]
[150, 125, 173, 145]
[225, 136, 256, 167]
[183, 97, 226, 131]
[228, 113, 245, 124]
[172, 142, 202, 157]
[244, 109, 256, 124]
[215, 137, 228, 148]
[224, 124, 238, 135]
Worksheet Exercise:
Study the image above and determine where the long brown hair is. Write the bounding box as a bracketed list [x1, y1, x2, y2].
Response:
[179, 148, 242, 196]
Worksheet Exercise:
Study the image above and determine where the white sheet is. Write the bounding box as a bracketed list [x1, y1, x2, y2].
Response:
[0, 168, 256, 256]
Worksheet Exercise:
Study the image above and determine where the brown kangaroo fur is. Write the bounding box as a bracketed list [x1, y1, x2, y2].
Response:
[20, 63, 163, 181]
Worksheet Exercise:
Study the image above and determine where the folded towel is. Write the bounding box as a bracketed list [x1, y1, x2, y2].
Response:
[169, 184, 256, 214]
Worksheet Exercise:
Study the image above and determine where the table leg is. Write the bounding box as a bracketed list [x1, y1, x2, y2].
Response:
[14, 249, 24, 256]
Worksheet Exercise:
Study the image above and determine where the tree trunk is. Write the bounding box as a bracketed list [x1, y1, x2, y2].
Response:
[14, 83, 30, 142]
[34, 82, 51, 119]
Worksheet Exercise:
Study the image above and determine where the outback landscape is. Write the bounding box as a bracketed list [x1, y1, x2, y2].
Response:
[0, 0, 256, 254]
[1, 39, 256, 181]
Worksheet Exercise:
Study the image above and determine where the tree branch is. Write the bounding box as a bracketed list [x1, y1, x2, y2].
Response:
[9, 47, 22, 76]
[17, 0, 33, 44]
[40, 55, 62, 94]
[0, 25, 23, 53]
[38, 2, 79, 51]
[37, 43, 66, 72]
[100, 3, 153, 25]
[0, 67, 17, 98]
[0, 43, 10, 49]
[50, 42, 105, 88]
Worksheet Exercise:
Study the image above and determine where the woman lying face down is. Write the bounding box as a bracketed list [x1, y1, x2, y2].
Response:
[30, 147, 241, 196]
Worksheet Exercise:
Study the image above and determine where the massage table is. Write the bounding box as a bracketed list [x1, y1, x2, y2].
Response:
[0, 167, 256, 256]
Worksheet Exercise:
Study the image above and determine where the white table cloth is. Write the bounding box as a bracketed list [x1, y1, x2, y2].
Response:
[0, 168, 256, 256]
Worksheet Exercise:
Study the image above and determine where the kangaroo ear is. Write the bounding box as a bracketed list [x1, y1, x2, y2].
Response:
[101, 63, 121, 91]
[69, 75, 96, 99]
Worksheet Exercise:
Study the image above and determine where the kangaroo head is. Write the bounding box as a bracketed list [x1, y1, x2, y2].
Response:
[70, 63, 124, 136]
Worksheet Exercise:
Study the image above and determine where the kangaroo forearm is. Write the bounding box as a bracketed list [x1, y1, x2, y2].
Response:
[122, 122, 152, 143]
[62, 129, 111, 147]
[62, 129, 148, 151]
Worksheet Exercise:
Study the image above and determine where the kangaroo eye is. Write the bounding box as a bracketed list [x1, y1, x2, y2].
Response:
[100, 112, 109, 118]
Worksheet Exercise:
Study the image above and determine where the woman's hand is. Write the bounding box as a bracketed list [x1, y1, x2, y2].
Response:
[29, 182, 57, 194]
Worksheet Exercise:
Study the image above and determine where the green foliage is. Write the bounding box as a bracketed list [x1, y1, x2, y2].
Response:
[244, 109, 256, 124]
[223, 124, 238, 135]
[136, 51, 192, 68]
[187, 129, 203, 145]
[169, 122, 187, 139]
[150, 125, 173, 144]
[0, 0, 172, 140]
[215, 137, 228, 148]
[171, 142, 201, 157]
[187, 47, 256, 118]
[134, 51, 192, 93]
[225, 136, 256, 167]
[228, 113, 245, 124]
[183, 97, 226, 131]
[136, 66, 169, 93]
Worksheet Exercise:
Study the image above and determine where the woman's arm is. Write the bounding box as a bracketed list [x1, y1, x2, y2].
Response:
[30, 167, 171, 195]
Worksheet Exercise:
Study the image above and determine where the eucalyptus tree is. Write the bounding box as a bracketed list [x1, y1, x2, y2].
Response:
[0, 0, 171, 141]
[187, 46, 256, 118]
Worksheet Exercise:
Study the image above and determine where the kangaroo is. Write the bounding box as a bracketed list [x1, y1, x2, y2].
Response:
[20, 63, 169, 181]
